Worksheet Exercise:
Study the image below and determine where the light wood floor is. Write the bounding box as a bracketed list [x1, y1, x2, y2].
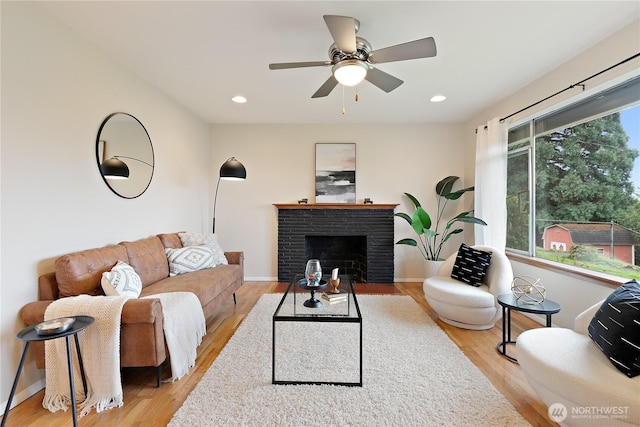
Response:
[1, 282, 554, 426]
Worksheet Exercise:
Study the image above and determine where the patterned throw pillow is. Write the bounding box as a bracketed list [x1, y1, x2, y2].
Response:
[165, 244, 215, 276]
[101, 260, 143, 298]
[588, 280, 640, 378]
[450, 243, 492, 287]
[179, 232, 228, 265]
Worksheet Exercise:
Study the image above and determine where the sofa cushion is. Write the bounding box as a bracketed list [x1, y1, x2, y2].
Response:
[101, 260, 142, 298]
[140, 264, 241, 311]
[56, 245, 128, 297]
[588, 280, 640, 378]
[119, 236, 170, 287]
[450, 243, 492, 287]
[165, 245, 215, 276]
[157, 232, 183, 249]
[179, 232, 228, 265]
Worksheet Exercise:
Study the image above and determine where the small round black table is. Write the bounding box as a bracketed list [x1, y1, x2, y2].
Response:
[1, 315, 94, 427]
[496, 294, 560, 363]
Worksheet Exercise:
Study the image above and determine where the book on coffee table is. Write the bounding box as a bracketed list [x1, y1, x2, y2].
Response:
[322, 291, 347, 301]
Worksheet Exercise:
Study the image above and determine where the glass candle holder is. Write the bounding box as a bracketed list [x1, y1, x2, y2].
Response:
[305, 259, 322, 286]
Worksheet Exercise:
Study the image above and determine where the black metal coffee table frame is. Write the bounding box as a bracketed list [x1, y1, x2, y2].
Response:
[496, 293, 560, 363]
[272, 274, 362, 387]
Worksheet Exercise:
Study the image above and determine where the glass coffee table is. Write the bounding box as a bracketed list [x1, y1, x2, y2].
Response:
[272, 274, 362, 386]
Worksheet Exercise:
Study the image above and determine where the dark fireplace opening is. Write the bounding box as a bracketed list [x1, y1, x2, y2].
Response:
[305, 236, 367, 283]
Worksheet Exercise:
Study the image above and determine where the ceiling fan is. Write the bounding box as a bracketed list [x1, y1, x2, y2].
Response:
[268, 15, 437, 98]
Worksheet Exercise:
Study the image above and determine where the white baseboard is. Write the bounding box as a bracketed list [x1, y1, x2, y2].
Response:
[0, 378, 45, 417]
[244, 276, 278, 282]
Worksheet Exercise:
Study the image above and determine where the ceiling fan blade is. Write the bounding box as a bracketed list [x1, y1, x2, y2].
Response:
[323, 15, 357, 53]
[269, 61, 331, 70]
[311, 75, 339, 98]
[369, 37, 437, 64]
[365, 67, 404, 93]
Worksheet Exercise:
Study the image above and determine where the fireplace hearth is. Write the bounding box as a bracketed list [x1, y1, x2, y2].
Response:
[275, 204, 397, 283]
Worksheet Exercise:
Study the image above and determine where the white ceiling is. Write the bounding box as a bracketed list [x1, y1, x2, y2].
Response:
[40, 1, 640, 124]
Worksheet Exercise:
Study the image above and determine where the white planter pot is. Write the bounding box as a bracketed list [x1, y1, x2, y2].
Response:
[424, 260, 445, 279]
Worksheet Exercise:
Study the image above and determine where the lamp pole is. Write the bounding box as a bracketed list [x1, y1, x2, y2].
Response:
[212, 176, 222, 233]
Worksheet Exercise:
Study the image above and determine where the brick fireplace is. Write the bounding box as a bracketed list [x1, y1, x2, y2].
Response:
[275, 204, 397, 283]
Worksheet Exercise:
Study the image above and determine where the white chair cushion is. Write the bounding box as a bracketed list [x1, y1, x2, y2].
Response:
[424, 276, 494, 309]
[517, 327, 640, 424]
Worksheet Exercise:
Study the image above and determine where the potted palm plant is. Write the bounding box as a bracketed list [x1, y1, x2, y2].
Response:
[395, 176, 487, 277]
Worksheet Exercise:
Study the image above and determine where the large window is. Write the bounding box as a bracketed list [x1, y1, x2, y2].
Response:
[507, 76, 640, 280]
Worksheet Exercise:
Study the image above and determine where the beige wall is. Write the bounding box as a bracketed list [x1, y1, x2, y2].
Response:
[1, 2, 211, 409]
[2, 0, 638, 414]
[463, 19, 640, 327]
[210, 123, 469, 281]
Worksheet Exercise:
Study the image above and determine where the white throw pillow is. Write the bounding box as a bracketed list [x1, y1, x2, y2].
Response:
[166, 244, 215, 276]
[179, 232, 228, 265]
[101, 260, 142, 298]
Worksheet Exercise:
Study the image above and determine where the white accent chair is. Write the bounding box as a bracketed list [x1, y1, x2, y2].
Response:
[516, 299, 640, 426]
[423, 245, 513, 330]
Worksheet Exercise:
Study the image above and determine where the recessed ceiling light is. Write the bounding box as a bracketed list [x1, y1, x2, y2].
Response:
[232, 95, 247, 104]
[430, 95, 446, 103]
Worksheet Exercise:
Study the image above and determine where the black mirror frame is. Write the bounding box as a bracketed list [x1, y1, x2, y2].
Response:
[96, 112, 154, 199]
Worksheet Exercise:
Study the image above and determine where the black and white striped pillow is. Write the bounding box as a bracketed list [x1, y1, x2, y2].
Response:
[450, 244, 492, 287]
[588, 280, 640, 378]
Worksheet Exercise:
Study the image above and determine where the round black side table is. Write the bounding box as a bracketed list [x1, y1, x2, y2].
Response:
[1, 315, 94, 427]
[496, 294, 560, 363]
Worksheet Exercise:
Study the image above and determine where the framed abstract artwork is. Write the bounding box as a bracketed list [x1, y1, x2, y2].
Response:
[315, 143, 356, 203]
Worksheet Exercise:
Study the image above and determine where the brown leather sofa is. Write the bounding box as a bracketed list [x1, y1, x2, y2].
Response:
[20, 232, 244, 386]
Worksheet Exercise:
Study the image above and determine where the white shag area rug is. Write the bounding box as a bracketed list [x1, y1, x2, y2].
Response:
[169, 294, 530, 427]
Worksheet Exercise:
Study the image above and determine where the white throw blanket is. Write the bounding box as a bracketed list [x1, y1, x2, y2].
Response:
[43, 295, 127, 416]
[43, 292, 205, 416]
[143, 292, 206, 381]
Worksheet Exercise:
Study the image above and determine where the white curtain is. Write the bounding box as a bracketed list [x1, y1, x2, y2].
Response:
[474, 117, 508, 249]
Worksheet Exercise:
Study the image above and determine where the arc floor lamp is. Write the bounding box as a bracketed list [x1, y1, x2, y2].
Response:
[213, 157, 246, 233]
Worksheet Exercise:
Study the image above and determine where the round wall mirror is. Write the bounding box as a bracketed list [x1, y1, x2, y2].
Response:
[96, 112, 154, 199]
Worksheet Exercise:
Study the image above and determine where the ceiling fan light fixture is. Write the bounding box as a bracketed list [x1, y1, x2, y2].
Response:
[332, 60, 368, 86]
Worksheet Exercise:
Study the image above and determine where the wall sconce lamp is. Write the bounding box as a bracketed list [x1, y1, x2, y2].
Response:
[100, 156, 153, 179]
[213, 157, 246, 233]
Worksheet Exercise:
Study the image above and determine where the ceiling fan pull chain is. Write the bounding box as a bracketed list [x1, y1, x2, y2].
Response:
[355, 86, 359, 102]
[342, 85, 346, 115]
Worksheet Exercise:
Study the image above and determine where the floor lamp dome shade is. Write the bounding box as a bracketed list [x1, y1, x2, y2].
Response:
[213, 157, 247, 232]
[100, 157, 130, 179]
[219, 157, 247, 180]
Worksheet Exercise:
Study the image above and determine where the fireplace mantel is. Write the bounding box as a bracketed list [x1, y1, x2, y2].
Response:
[274, 203, 398, 210]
